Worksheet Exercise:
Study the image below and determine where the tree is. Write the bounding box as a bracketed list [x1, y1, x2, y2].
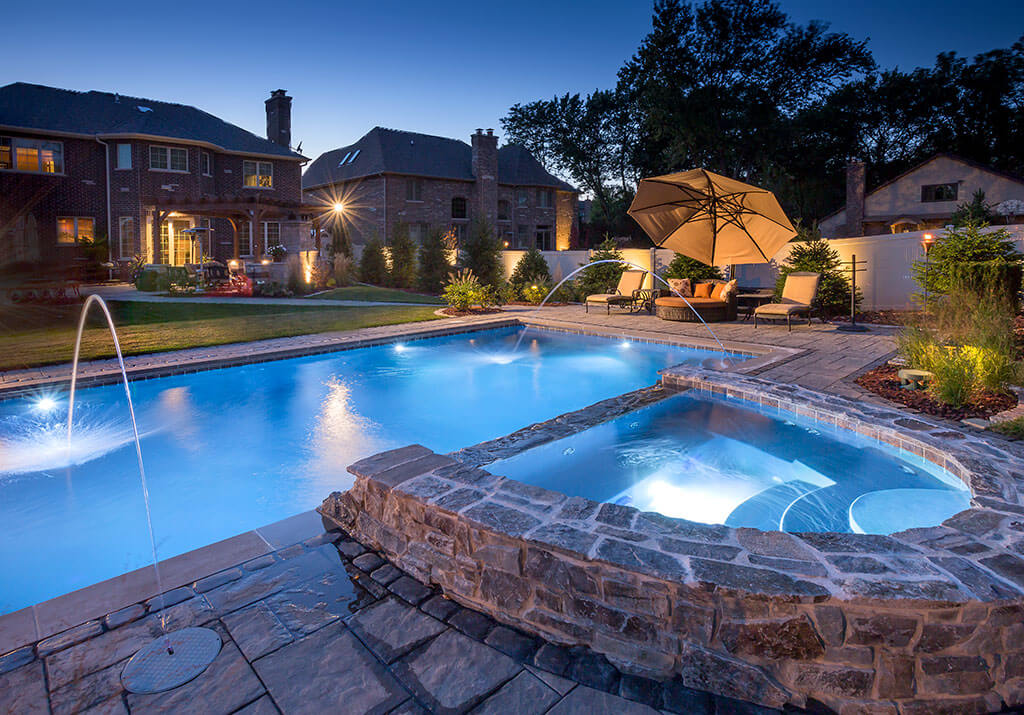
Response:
[459, 219, 503, 288]
[662, 254, 722, 281]
[912, 218, 1021, 300]
[775, 234, 858, 317]
[388, 222, 418, 289]
[418, 228, 451, 294]
[359, 237, 388, 285]
[330, 220, 352, 258]
[951, 190, 995, 227]
[577, 237, 626, 296]
[509, 248, 551, 288]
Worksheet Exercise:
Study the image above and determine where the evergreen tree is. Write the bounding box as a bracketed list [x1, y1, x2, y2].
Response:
[459, 219, 504, 288]
[509, 248, 552, 288]
[388, 222, 418, 289]
[662, 254, 722, 281]
[577, 237, 626, 296]
[359, 237, 388, 285]
[419, 228, 453, 294]
[330, 220, 352, 258]
[776, 234, 858, 317]
[951, 189, 995, 227]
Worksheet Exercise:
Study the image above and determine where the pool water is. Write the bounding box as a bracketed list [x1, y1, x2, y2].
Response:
[492, 393, 971, 535]
[0, 326, 734, 614]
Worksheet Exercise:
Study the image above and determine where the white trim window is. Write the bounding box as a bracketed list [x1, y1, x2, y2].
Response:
[263, 221, 280, 253]
[118, 216, 135, 258]
[57, 217, 94, 245]
[1, 136, 64, 174]
[239, 222, 254, 257]
[243, 160, 273, 188]
[116, 143, 132, 170]
[201, 151, 212, 176]
[149, 145, 188, 172]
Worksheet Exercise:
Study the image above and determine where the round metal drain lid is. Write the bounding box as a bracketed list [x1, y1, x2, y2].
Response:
[121, 627, 221, 694]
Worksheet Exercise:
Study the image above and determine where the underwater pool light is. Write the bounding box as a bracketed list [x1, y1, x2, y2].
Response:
[620, 340, 631, 349]
[394, 344, 407, 353]
[33, 396, 58, 413]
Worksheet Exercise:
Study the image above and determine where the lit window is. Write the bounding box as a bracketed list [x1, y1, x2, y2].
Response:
[1, 137, 63, 173]
[497, 200, 510, 221]
[119, 216, 135, 258]
[516, 189, 528, 207]
[406, 179, 423, 201]
[57, 217, 93, 244]
[921, 183, 958, 203]
[149, 146, 188, 172]
[116, 143, 132, 169]
[538, 189, 553, 208]
[201, 152, 211, 176]
[451, 196, 467, 219]
[243, 160, 273, 188]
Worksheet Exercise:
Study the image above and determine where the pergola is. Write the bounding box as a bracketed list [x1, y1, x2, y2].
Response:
[150, 195, 326, 262]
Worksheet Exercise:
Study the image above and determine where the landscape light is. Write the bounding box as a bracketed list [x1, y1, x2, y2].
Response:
[920, 233, 935, 253]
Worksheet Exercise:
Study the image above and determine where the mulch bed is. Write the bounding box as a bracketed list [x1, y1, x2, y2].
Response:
[438, 307, 504, 317]
[855, 364, 1017, 420]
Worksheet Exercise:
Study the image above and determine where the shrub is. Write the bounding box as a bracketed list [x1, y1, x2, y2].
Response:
[493, 282, 517, 306]
[333, 253, 354, 287]
[951, 189, 995, 227]
[268, 244, 287, 262]
[947, 260, 1022, 309]
[775, 235, 858, 317]
[459, 219, 503, 288]
[418, 228, 451, 294]
[662, 254, 722, 281]
[286, 254, 305, 294]
[310, 261, 332, 291]
[510, 249, 551, 288]
[523, 283, 549, 305]
[388, 222, 419, 289]
[577, 237, 626, 297]
[135, 269, 168, 292]
[330, 220, 353, 258]
[443, 269, 493, 311]
[912, 218, 1020, 302]
[359, 237, 389, 285]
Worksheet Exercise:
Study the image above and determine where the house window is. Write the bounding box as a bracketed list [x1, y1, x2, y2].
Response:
[408, 223, 428, 244]
[406, 178, 423, 201]
[57, 217, 93, 244]
[538, 189, 553, 208]
[118, 216, 135, 258]
[243, 160, 273, 188]
[536, 225, 553, 250]
[201, 152, 212, 176]
[116, 143, 132, 170]
[263, 222, 280, 253]
[239, 222, 254, 256]
[497, 200, 510, 221]
[921, 183, 958, 203]
[515, 225, 530, 249]
[451, 197, 467, 220]
[516, 189, 528, 207]
[150, 146, 188, 172]
[1, 137, 63, 173]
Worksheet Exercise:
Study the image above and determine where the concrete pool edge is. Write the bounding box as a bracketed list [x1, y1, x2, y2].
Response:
[322, 372, 1024, 713]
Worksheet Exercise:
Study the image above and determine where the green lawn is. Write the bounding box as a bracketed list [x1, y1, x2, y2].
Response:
[0, 300, 441, 371]
[311, 285, 443, 304]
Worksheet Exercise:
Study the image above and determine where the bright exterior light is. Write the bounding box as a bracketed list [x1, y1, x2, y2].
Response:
[333, 202, 345, 214]
[921, 233, 935, 252]
[34, 396, 58, 413]
[620, 340, 631, 349]
[394, 344, 407, 353]
[503, 241, 509, 248]
[531, 284, 537, 290]
[261, 259, 271, 265]
[228, 259, 238, 268]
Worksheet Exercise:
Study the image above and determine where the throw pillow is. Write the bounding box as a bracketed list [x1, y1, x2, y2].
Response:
[693, 282, 714, 299]
[666, 278, 691, 297]
[721, 279, 739, 302]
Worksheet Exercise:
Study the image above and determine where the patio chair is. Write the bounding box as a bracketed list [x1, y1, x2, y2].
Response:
[585, 270, 648, 314]
[753, 272, 821, 331]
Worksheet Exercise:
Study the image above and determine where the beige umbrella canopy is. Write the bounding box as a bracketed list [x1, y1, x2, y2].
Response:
[628, 169, 797, 265]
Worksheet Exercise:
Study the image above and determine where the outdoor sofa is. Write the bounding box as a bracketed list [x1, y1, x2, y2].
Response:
[654, 278, 738, 322]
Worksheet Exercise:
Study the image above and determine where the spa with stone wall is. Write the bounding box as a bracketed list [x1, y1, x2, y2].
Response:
[321, 369, 1024, 713]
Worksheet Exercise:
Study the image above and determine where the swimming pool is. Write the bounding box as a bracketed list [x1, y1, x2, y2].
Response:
[491, 392, 971, 534]
[0, 326, 735, 614]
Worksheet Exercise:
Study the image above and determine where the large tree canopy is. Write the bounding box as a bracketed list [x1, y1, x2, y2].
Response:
[501, 0, 1023, 241]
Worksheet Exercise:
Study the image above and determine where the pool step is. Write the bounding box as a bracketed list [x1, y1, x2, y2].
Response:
[724, 480, 824, 531]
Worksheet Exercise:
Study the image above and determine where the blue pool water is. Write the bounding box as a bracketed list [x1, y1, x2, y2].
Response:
[492, 393, 971, 535]
[0, 326, 732, 614]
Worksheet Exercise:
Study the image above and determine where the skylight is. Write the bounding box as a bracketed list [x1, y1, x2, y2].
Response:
[338, 151, 352, 166]
[137, 106, 153, 113]
[347, 149, 360, 164]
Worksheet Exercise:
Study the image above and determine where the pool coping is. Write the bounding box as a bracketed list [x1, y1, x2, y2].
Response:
[0, 313, 800, 400]
[323, 368, 1024, 712]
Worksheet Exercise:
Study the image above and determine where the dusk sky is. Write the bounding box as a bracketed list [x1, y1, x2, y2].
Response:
[2, 0, 1022, 164]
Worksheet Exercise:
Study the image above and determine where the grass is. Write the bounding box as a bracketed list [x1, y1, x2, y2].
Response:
[989, 416, 1024, 439]
[310, 285, 443, 304]
[0, 300, 441, 371]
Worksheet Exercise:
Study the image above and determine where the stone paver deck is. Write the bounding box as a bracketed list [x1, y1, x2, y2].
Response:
[0, 512, 777, 714]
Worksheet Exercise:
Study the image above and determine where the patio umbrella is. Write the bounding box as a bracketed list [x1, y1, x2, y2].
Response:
[627, 169, 797, 265]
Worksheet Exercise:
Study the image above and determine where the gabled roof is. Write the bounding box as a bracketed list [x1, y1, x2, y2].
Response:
[0, 82, 304, 160]
[821, 153, 1024, 223]
[302, 126, 575, 191]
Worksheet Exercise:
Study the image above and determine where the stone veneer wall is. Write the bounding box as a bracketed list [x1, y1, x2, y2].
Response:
[322, 368, 1024, 714]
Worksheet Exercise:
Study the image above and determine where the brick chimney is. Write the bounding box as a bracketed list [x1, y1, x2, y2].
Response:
[845, 159, 866, 238]
[472, 128, 498, 227]
[265, 89, 292, 149]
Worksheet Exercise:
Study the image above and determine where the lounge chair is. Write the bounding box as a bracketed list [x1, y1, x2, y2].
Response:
[585, 270, 648, 314]
[753, 272, 821, 331]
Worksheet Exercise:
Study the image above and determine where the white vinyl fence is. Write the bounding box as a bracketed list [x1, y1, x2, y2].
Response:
[501, 224, 1024, 311]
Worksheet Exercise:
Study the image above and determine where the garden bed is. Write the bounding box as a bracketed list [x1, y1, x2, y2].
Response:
[855, 364, 1016, 420]
[437, 307, 504, 317]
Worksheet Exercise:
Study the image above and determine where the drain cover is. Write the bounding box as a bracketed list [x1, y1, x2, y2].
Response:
[121, 627, 221, 694]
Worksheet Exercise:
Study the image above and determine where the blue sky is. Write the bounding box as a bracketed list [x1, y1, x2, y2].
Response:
[1, 0, 1021, 163]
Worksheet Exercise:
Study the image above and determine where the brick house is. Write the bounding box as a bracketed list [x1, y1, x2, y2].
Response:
[302, 127, 578, 251]
[0, 82, 311, 270]
[820, 154, 1024, 238]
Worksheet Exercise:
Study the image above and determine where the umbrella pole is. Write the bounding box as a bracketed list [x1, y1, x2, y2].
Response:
[836, 253, 869, 333]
